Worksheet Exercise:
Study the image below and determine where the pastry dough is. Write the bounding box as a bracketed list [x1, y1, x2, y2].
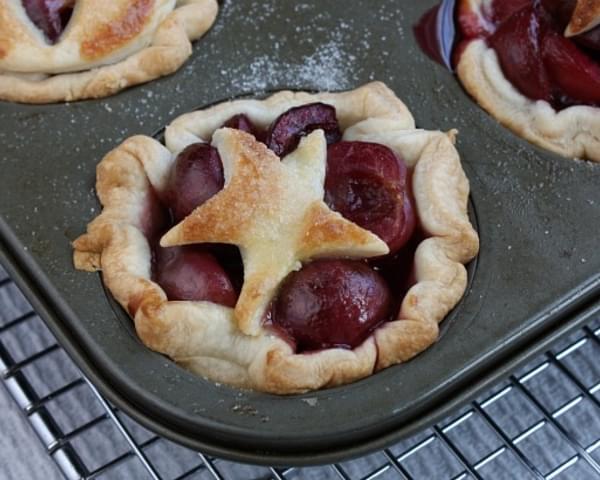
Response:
[566, 0, 600, 36]
[73, 82, 479, 394]
[456, 0, 600, 161]
[0, 0, 218, 103]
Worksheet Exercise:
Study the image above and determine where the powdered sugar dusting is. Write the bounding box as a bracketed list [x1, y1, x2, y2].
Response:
[222, 39, 356, 93]
[206, 0, 378, 94]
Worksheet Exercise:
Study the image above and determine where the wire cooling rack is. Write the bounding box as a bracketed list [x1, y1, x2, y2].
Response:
[1, 263, 600, 480]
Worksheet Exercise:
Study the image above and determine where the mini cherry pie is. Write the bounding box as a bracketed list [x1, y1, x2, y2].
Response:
[456, 0, 600, 161]
[73, 82, 479, 394]
[0, 0, 218, 103]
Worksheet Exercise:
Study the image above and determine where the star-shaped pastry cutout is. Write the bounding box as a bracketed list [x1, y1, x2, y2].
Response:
[565, 0, 600, 37]
[161, 128, 389, 336]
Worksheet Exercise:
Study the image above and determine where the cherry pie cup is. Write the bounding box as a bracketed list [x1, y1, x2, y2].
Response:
[0, 0, 218, 103]
[73, 82, 479, 394]
[456, 0, 600, 161]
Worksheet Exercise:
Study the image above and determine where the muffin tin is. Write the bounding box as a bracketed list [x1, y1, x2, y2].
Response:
[1, 0, 599, 465]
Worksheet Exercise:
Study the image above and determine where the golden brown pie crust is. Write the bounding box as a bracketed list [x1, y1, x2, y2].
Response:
[0, 0, 218, 103]
[73, 82, 479, 394]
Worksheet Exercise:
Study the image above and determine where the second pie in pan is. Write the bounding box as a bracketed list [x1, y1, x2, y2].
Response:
[0, 0, 218, 104]
[73, 82, 479, 394]
[456, 0, 600, 161]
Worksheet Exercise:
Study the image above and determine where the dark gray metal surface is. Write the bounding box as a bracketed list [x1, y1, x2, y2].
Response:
[1, 0, 599, 464]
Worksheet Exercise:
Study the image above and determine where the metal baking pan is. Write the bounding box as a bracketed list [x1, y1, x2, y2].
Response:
[1, 0, 599, 466]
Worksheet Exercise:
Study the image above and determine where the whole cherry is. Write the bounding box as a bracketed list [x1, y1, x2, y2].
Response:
[164, 143, 224, 223]
[154, 246, 237, 307]
[273, 259, 392, 351]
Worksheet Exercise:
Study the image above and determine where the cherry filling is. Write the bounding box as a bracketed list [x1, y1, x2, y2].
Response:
[150, 141, 234, 307]
[154, 245, 237, 307]
[271, 260, 392, 351]
[164, 143, 224, 223]
[325, 141, 414, 255]
[457, 0, 600, 109]
[221, 114, 265, 141]
[266, 103, 342, 157]
[149, 103, 419, 351]
[487, 0, 532, 24]
[22, 0, 75, 44]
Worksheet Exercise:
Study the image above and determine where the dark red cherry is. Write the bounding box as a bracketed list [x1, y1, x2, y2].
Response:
[165, 143, 224, 223]
[489, 0, 531, 24]
[325, 142, 412, 255]
[154, 246, 237, 307]
[221, 114, 264, 140]
[266, 103, 342, 157]
[273, 260, 391, 351]
[573, 25, 600, 53]
[542, 29, 600, 105]
[139, 190, 170, 241]
[488, 5, 554, 103]
[209, 244, 245, 294]
[22, 0, 75, 43]
[540, 0, 577, 30]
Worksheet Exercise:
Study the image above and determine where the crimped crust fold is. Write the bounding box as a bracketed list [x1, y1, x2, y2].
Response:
[73, 82, 479, 394]
[0, 0, 218, 103]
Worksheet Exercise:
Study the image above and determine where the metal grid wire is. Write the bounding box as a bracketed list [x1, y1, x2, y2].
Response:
[2, 263, 600, 480]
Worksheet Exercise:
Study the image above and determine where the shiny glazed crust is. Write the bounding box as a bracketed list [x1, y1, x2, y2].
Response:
[456, 0, 600, 162]
[73, 82, 479, 394]
[0, 0, 218, 103]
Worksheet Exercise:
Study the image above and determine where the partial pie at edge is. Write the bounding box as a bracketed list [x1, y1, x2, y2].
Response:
[456, 0, 600, 161]
[72, 82, 479, 394]
[0, 0, 218, 104]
